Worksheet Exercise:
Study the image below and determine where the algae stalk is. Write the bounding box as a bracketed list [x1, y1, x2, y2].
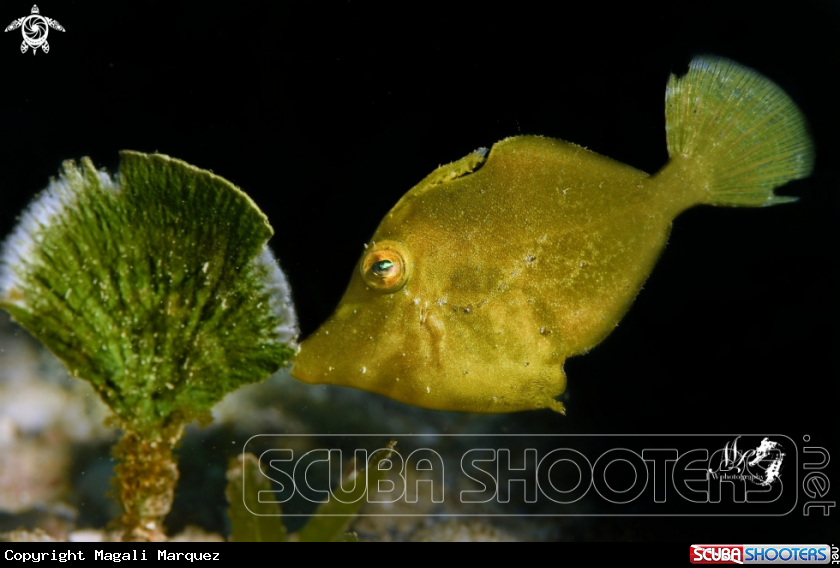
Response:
[112, 423, 184, 541]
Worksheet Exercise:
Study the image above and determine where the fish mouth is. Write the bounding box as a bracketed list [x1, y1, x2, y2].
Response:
[288, 336, 332, 386]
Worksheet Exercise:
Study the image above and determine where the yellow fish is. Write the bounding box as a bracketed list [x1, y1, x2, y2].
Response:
[290, 57, 813, 414]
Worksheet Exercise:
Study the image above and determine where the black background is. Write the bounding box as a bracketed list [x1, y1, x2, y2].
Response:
[1, 1, 837, 540]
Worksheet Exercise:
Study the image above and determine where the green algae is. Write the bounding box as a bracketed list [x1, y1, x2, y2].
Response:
[0, 152, 299, 539]
[0, 152, 298, 434]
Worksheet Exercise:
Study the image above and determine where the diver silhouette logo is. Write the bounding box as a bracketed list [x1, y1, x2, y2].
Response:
[5, 5, 64, 55]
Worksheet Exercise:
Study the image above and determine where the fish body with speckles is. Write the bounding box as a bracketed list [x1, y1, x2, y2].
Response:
[291, 57, 813, 414]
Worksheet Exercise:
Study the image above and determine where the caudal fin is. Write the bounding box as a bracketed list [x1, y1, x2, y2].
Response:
[665, 56, 814, 207]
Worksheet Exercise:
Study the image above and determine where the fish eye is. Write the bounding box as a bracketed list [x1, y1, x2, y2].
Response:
[372, 259, 396, 276]
[360, 240, 412, 293]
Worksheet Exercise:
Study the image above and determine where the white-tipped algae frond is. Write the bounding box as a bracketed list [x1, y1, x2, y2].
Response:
[0, 152, 299, 433]
[0, 168, 117, 305]
[252, 244, 298, 346]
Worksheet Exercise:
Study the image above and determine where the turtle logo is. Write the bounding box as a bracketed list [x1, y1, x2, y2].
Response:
[5, 5, 64, 55]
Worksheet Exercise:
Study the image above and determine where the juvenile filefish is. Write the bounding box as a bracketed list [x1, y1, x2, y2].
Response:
[290, 57, 814, 414]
